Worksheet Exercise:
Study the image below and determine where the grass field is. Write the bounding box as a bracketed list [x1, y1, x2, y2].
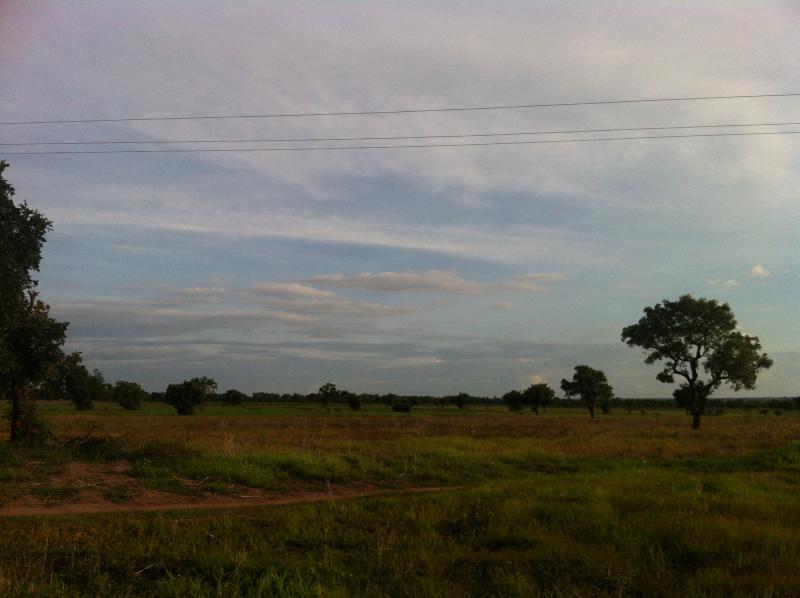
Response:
[1, 403, 799, 596]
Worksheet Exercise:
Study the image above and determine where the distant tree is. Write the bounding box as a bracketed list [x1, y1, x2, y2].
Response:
[0, 161, 68, 442]
[221, 389, 248, 406]
[113, 380, 147, 410]
[149, 391, 165, 403]
[318, 382, 340, 409]
[165, 377, 217, 415]
[341, 390, 361, 411]
[622, 295, 772, 429]
[561, 365, 613, 419]
[523, 383, 555, 414]
[503, 389, 524, 412]
[391, 397, 412, 413]
[57, 352, 110, 410]
[449, 392, 470, 410]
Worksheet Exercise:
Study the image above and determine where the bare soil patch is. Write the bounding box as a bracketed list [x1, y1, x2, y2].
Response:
[0, 460, 457, 517]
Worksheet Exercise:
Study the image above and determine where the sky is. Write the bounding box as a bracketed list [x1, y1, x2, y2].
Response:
[1, 1, 798, 397]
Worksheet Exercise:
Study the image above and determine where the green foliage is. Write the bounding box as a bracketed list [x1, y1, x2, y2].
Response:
[113, 380, 147, 410]
[342, 390, 361, 411]
[391, 397, 412, 412]
[561, 365, 613, 419]
[220, 388, 247, 406]
[449, 392, 470, 410]
[317, 382, 340, 408]
[0, 161, 68, 442]
[503, 390, 524, 411]
[523, 382, 555, 414]
[622, 295, 772, 429]
[53, 352, 111, 410]
[165, 377, 217, 415]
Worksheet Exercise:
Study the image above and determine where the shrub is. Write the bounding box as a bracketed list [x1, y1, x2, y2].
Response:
[391, 398, 411, 413]
[112, 380, 147, 410]
[221, 389, 248, 406]
[164, 377, 217, 415]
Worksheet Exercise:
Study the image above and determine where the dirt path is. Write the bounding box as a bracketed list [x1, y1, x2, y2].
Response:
[0, 483, 460, 517]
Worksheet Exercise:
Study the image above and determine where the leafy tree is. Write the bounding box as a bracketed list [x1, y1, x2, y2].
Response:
[318, 382, 340, 409]
[561, 365, 613, 419]
[523, 383, 555, 414]
[503, 389, 524, 412]
[0, 161, 68, 441]
[221, 389, 248, 406]
[391, 397, 412, 412]
[165, 377, 217, 415]
[621, 295, 772, 429]
[449, 392, 470, 410]
[113, 380, 147, 410]
[55, 352, 110, 410]
[341, 390, 361, 411]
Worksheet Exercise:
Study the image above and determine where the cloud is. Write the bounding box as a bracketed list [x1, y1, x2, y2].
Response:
[268, 297, 412, 317]
[310, 270, 563, 294]
[495, 302, 514, 311]
[310, 271, 485, 294]
[248, 282, 334, 298]
[750, 264, 770, 277]
[707, 278, 740, 290]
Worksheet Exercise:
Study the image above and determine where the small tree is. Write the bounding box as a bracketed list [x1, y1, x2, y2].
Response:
[561, 365, 613, 419]
[318, 382, 340, 410]
[340, 390, 361, 411]
[1, 161, 68, 442]
[221, 389, 248, 406]
[503, 389, 524, 412]
[165, 377, 217, 415]
[622, 295, 772, 429]
[523, 383, 555, 414]
[113, 380, 147, 411]
[57, 352, 109, 410]
[449, 392, 469, 410]
[391, 397, 411, 412]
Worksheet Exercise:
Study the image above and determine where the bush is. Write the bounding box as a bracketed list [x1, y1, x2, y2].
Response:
[221, 389, 248, 406]
[503, 390, 524, 412]
[344, 392, 361, 411]
[112, 380, 147, 410]
[391, 398, 411, 413]
[164, 377, 217, 415]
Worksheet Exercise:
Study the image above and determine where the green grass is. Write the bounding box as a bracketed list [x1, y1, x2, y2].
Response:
[1, 470, 799, 596]
[1, 408, 800, 595]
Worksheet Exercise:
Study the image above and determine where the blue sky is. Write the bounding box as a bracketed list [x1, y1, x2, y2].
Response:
[1, 1, 798, 396]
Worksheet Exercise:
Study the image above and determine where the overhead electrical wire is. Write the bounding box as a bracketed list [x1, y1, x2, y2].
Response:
[3, 130, 799, 156]
[2, 121, 799, 147]
[1, 92, 799, 126]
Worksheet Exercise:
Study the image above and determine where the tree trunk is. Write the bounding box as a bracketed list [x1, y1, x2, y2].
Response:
[533, 405, 539, 414]
[9, 387, 21, 443]
[589, 405, 595, 419]
[691, 411, 701, 430]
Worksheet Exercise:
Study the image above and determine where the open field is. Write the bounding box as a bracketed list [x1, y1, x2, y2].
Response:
[1, 404, 799, 596]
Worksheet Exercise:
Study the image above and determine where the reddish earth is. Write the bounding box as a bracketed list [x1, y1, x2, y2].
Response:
[0, 461, 457, 517]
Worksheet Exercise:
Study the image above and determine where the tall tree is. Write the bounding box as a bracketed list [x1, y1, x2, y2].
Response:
[0, 161, 67, 442]
[561, 365, 613, 419]
[523, 382, 555, 414]
[621, 295, 772, 429]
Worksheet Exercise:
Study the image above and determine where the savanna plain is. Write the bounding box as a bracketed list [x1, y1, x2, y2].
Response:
[1, 403, 799, 597]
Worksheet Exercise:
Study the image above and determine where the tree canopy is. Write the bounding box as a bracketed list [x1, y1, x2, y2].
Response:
[560, 365, 613, 419]
[621, 294, 772, 429]
[0, 161, 68, 441]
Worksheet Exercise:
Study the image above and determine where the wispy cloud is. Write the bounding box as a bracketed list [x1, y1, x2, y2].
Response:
[750, 264, 770, 277]
[310, 270, 563, 294]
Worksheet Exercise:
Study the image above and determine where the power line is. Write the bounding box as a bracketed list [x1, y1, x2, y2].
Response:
[2, 92, 799, 126]
[2, 130, 799, 156]
[2, 121, 799, 146]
